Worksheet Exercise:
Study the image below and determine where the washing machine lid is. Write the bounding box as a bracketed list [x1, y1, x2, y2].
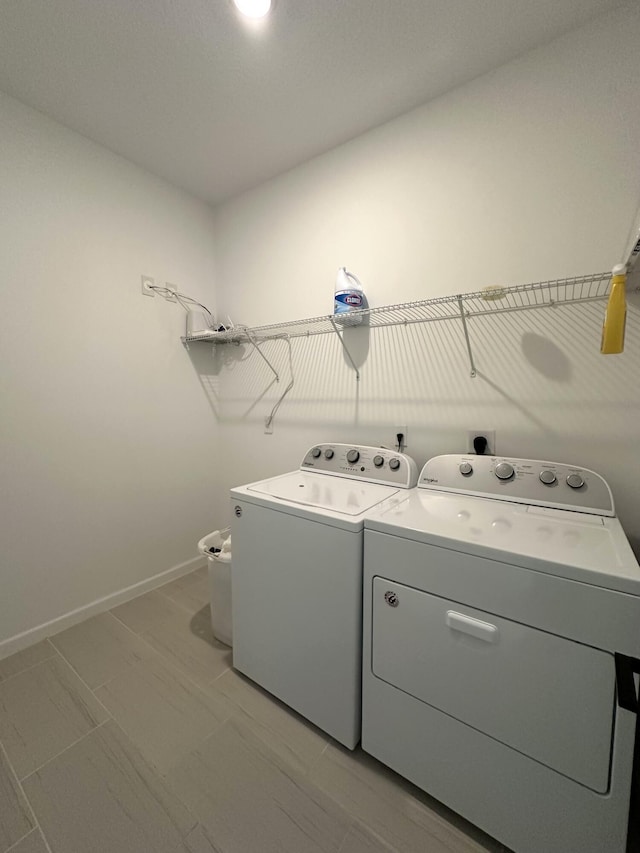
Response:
[366, 489, 640, 595]
[243, 471, 402, 518]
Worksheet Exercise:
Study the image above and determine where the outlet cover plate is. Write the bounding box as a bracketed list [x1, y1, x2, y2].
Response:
[467, 429, 495, 455]
[393, 425, 408, 452]
[164, 282, 178, 303]
[141, 275, 155, 297]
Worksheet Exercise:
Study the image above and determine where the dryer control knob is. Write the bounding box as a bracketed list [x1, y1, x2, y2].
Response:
[324, 449, 334, 459]
[389, 458, 401, 471]
[459, 462, 473, 476]
[495, 462, 515, 480]
[539, 470, 556, 485]
[346, 449, 360, 464]
[373, 455, 385, 468]
[567, 472, 585, 489]
[311, 447, 321, 458]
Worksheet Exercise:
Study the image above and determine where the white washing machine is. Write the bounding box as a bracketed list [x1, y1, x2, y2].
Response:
[230, 443, 418, 749]
[362, 454, 640, 853]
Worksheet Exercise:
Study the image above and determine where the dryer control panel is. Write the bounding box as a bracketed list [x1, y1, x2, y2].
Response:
[302, 444, 418, 489]
[419, 454, 614, 516]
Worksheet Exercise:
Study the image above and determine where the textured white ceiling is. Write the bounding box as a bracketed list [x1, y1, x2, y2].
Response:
[0, 0, 625, 206]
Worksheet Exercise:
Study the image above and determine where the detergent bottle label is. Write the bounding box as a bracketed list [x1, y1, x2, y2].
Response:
[334, 290, 363, 313]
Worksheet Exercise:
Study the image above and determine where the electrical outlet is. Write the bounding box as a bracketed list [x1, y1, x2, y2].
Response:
[141, 275, 155, 297]
[467, 429, 496, 455]
[393, 425, 408, 452]
[264, 417, 273, 435]
[164, 283, 178, 303]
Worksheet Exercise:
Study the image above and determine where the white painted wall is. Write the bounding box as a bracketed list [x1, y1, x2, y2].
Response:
[212, 3, 640, 549]
[0, 92, 219, 653]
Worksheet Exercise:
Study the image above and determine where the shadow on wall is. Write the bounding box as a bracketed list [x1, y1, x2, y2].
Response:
[182, 341, 252, 418]
[182, 292, 640, 446]
[521, 333, 572, 382]
[337, 323, 371, 372]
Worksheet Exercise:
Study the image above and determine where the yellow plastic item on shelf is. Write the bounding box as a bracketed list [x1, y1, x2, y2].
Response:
[600, 264, 627, 354]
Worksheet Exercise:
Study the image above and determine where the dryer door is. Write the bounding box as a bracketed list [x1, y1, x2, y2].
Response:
[371, 577, 615, 793]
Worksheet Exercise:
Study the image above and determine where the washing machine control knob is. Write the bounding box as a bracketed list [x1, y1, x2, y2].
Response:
[495, 461, 515, 480]
[539, 470, 556, 485]
[373, 455, 385, 468]
[389, 458, 401, 471]
[459, 462, 473, 476]
[311, 447, 321, 458]
[324, 449, 334, 459]
[346, 449, 360, 464]
[567, 472, 585, 489]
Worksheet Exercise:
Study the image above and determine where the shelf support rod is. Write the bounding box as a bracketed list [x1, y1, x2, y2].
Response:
[329, 318, 360, 381]
[457, 296, 477, 378]
[245, 330, 279, 382]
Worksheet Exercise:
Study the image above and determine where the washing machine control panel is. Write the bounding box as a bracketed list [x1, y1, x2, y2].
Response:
[419, 454, 614, 516]
[301, 444, 418, 488]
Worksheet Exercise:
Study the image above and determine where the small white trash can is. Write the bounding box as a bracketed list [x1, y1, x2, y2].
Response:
[198, 528, 232, 647]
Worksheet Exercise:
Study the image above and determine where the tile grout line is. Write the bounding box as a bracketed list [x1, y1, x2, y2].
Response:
[122, 569, 210, 619]
[4, 827, 53, 853]
[107, 590, 206, 660]
[46, 641, 114, 720]
[0, 740, 38, 832]
[305, 737, 332, 778]
[343, 820, 401, 853]
[42, 578, 213, 700]
[105, 610, 231, 700]
[208, 666, 231, 685]
[88, 614, 236, 765]
[20, 719, 110, 784]
[4, 828, 36, 853]
[39, 826, 54, 853]
[335, 822, 355, 853]
[0, 645, 60, 687]
[88, 610, 162, 692]
[0, 741, 55, 852]
[108, 608, 175, 649]
[202, 670, 332, 780]
[102, 715, 202, 836]
[155, 587, 207, 617]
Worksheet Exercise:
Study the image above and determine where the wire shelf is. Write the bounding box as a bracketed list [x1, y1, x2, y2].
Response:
[183, 271, 612, 345]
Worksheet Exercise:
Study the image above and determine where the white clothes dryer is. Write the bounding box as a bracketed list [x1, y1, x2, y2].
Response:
[362, 454, 640, 853]
[230, 443, 418, 749]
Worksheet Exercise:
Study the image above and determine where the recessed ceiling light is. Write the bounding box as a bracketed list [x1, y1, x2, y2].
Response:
[233, 0, 272, 18]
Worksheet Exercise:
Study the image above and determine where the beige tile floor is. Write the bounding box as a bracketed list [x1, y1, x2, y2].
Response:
[0, 567, 510, 853]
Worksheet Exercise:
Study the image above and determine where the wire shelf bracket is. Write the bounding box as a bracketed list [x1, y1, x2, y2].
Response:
[245, 329, 279, 382]
[457, 296, 477, 378]
[329, 317, 361, 381]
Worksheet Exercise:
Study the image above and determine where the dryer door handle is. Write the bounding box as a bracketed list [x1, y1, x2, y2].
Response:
[615, 653, 640, 713]
[614, 654, 640, 853]
[446, 611, 499, 643]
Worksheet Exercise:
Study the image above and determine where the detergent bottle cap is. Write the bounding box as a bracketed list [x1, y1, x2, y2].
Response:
[336, 267, 363, 290]
[612, 263, 627, 277]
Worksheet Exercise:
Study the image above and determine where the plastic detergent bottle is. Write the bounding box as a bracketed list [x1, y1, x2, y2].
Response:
[600, 263, 627, 354]
[334, 267, 368, 325]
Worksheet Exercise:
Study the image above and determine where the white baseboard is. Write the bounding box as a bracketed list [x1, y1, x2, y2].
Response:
[0, 554, 207, 661]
